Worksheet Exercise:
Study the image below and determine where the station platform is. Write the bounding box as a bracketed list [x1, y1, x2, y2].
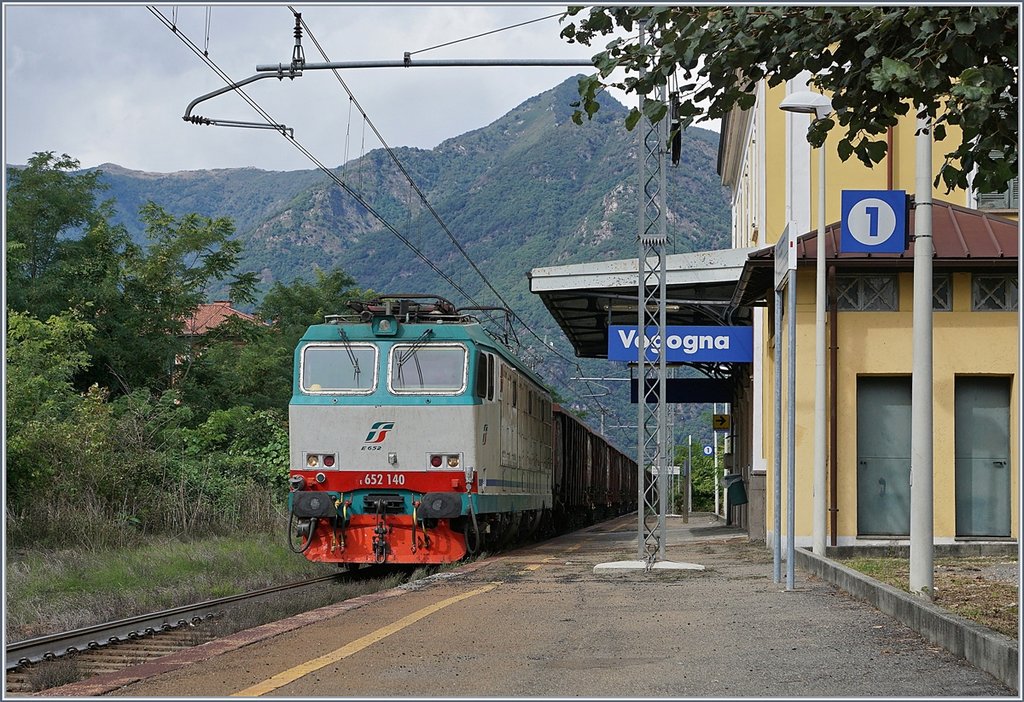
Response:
[50, 513, 1013, 698]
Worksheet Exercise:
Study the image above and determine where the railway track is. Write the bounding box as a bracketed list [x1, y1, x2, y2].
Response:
[5, 567, 390, 694]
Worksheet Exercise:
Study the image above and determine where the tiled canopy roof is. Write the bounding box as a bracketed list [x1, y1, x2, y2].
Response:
[733, 199, 1018, 306]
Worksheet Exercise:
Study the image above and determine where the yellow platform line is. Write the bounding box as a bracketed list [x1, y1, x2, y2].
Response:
[232, 582, 500, 697]
[518, 555, 557, 573]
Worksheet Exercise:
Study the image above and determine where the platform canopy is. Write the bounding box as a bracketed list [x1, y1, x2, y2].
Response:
[528, 247, 758, 359]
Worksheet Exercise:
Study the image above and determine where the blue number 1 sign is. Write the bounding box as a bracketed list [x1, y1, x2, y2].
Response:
[840, 190, 909, 254]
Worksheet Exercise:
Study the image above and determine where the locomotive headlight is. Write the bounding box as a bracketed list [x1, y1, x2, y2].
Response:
[323, 454, 336, 468]
[430, 454, 443, 468]
[447, 455, 460, 468]
[307, 454, 319, 468]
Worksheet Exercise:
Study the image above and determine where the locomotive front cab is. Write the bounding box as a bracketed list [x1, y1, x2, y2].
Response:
[287, 296, 489, 565]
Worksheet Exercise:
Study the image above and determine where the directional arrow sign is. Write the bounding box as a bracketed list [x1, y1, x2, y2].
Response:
[712, 414, 731, 430]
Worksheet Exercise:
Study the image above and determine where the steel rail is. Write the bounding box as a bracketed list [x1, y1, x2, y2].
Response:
[5, 572, 348, 670]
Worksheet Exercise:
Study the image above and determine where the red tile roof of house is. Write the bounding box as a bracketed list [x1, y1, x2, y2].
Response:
[183, 301, 261, 336]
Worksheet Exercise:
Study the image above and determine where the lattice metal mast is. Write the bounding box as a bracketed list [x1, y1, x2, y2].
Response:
[636, 19, 670, 565]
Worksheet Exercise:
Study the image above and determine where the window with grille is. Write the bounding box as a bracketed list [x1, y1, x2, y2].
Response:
[972, 275, 1019, 311]
[977, 177, 1019, 210]
[836, 274, 899, 311]
[932, 275, 952, 311]
[976, 151, 1019, 211]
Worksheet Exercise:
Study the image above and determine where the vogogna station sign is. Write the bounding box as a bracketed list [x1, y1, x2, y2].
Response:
[608, 325, 753, 363]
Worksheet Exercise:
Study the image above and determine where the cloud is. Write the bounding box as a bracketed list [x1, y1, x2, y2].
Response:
[4, 4, 603, 173]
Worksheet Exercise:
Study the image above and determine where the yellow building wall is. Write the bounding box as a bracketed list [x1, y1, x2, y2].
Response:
[754, 84, 1017, 545]
[830, 272, 1019, 542]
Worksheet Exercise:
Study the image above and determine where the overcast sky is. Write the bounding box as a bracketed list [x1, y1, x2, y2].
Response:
[3, 3, 653, 174]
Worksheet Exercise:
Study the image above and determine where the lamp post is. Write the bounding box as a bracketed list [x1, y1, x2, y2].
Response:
[780, 90, 833, 557]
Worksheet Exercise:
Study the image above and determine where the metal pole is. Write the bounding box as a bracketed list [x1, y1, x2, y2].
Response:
[773, 289, 783, 584]
[813, 139, 827, 556]
[786, 258, 797, 590]
[687, 434, 693, 517]
[713, 402, 720, 516]
[909, 114, 934, 597]
[256, 58, 595, 71]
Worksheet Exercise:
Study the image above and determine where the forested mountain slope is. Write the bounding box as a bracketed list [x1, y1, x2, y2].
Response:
[86, 75, 731, 443]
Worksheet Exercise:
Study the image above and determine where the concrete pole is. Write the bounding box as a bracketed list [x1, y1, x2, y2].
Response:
[773, 290, 783, 584]
[786, 262, 797, 590]
[909, 114, 934, 597]
[812, 139, 827, 556]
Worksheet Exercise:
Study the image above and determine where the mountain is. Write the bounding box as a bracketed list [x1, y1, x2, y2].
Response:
[85, 76, 732, 446]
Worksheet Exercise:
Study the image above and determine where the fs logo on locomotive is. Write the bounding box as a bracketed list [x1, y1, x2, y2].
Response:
[364, 421, 395, 444]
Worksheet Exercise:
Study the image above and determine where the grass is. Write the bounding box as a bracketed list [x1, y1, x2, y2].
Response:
[5, 532, 332, 641]
[24, 656, 84, 692]
[841, 555, 1019, 639]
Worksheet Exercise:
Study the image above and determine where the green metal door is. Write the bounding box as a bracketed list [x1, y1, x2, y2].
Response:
[955, 377, 1012, 537]
[857, 377, 912, 536]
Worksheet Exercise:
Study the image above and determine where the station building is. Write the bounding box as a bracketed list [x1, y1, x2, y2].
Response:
[719, 78, 1019, 547]
[531, 79, 1018, 554]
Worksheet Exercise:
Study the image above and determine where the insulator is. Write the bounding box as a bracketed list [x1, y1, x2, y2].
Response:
[185, 114, 213, 126]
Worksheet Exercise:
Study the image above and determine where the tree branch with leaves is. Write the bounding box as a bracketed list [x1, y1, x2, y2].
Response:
[561, 5, 1018, 193]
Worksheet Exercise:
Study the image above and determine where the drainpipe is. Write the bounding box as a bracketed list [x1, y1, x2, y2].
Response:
[887, 127, 894, 190]
[828, 264, 839, 546]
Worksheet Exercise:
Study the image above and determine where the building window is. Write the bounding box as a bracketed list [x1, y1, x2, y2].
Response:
[976, 177, 1019, 210]
[836, 274, 898, 311]
[972, 274, 1019, 311]
[932, 275, 952, 311]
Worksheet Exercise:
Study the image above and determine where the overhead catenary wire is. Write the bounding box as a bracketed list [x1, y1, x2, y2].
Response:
[151, 5, 616, 431]
[148, 5, 485, 311]
[286, 10, 599, 369]
[406, 12, 564, 56]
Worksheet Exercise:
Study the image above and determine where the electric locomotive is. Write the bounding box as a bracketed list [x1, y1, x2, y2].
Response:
[287, 294, 554, 565]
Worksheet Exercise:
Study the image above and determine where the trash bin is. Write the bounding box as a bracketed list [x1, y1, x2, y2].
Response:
[722, 473, 748, 507]
[722, 473, 747, 526]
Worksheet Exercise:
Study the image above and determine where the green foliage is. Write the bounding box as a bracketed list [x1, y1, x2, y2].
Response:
[561, 6, 1018, 193]
[5, 309, 95, 502]
[181, 406, 290, 490]
[6, 152, 107, 312]
[4, 152, 286, 549]
[258, 268, 366, 337]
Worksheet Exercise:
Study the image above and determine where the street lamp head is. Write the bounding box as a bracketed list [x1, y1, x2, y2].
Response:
[779, 90, 833, 120]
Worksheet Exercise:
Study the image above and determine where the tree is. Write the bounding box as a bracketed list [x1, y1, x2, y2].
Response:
[561, 6, 1018, 193]
[6, 152, 107, 313]
[176, 268, 369, 415]
[5, 310, 95, 503]
[258, 268, 368, 339]
[73, 203, 258, 395]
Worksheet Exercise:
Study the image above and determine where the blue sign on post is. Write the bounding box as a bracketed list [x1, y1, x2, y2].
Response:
[840, 190, 909, 254]
[608, 325, 753, 363]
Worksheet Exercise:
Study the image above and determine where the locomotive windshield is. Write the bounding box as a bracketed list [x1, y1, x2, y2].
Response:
[301, 343, 377, 393]
[389, 344, 467, 394]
